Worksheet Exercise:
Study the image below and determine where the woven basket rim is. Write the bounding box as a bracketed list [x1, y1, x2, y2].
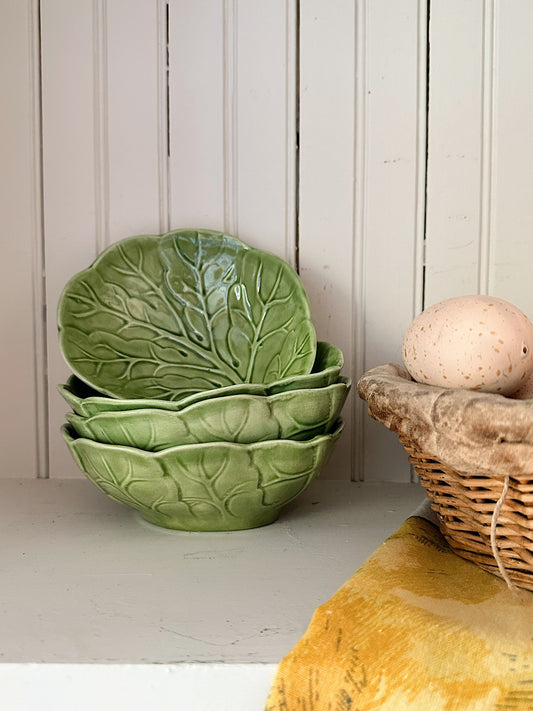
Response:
[357, 363, 533, 480]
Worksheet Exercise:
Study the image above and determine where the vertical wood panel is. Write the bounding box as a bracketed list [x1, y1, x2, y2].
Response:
[426, 0, 533, 325]
[299, 0, 426, 481]
[167, 0, 225, 229]
[41, 0, 100, 477]
[298, 0, 357, 480]
[235, 0, 297, 261]
[0, 0, 44, 477]
[489, 1, 533, 320]
[361, 0, 427, 482]
[42, 0, 165, 477]
[167, 0, 296, 259]
[106, 0, 166, 242]
[425, 0, 486, 306]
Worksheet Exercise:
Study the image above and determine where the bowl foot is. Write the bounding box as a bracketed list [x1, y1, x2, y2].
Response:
[138, 508, 282, 532]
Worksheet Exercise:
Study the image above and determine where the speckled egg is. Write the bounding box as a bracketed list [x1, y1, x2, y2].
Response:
[402, 295, 533, 395]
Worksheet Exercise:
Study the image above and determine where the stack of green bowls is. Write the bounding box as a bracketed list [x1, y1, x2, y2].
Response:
[57, 229, 349, 531]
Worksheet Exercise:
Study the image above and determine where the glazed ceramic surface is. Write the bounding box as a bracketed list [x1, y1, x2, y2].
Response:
[59, 341, 344, 417]
[57, 229, 316, 400]
[61, 420, 343, 531]
[65, 377, 350, 451]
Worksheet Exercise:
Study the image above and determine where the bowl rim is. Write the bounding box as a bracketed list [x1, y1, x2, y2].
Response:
[61, 418, 344, 457]
[64, 375, 350, 423]
[58, 340, 345, 413]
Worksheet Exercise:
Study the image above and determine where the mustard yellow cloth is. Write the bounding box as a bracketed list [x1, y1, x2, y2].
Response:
[265, 515, 533, 711]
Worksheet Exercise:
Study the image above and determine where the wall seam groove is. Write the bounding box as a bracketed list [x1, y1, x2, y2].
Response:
[158, 0, 170, 233]
[30, 0, 49, 479]
[410, 0, 429, 483]
[478, 0, 496, 296]
[93, 0, 109, 253]
[415, 0, 429, 317]
[352, 0, 368, 482]
[223, 0, 238, 236]
[288, 0, 299, 271]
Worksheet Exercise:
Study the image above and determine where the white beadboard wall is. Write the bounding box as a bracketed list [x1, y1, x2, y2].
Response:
[2, 0, 533, 481]
[426, 0, 533, 321]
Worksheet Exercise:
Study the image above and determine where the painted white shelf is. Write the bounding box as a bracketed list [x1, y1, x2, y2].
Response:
[0, 478, 424, 710]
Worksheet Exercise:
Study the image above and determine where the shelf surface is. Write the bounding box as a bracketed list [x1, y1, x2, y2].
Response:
[0, 478, 424, 666]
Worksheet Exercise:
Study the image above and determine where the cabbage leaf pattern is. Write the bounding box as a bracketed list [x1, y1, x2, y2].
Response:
[62, 422, 343, 531]
[58, 230, 316, 400]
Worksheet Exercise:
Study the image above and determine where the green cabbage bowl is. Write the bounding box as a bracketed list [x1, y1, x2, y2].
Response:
[61, 420, 343, 531]
[57, 229, 317, 401]
[58, 341, 344, 418]
[65, 377, 350, 451]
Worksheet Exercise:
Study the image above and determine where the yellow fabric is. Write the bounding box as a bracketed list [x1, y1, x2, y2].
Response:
[265, 517, 533, 711]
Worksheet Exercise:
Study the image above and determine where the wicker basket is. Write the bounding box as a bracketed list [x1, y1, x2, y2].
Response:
[357, 363, 533, 592]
